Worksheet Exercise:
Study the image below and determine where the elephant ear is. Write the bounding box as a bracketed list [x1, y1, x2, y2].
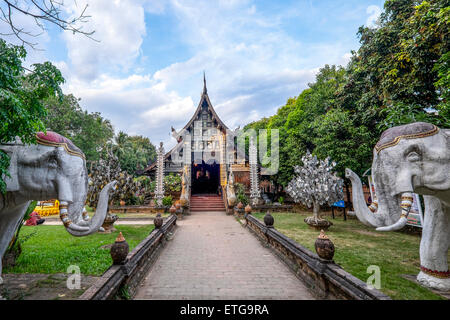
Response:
[1, 146, 19, 192]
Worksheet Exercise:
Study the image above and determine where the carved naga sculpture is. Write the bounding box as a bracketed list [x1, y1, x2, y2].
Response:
[346, 122, 450, 291]
[0, 131, 117, 284]
[226, 169, 237, 207]
[179, 165, 190, 208]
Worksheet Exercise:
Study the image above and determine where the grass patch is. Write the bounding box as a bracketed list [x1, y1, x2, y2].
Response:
[252, 211, 449, 300]
[4, 224, 153, 276]
[114, 212, 170, 219]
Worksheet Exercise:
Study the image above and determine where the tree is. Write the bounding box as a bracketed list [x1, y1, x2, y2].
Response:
[112, 131, 156, 176]
[245, 65, 348, 190]
[0, 0, 94, 48]
[0, 38, 64, 193]
[312, 109, 374, 206]
[339, 0, 448, 130]
[43, 94, 114, 161]
[286, 151, 344, 229]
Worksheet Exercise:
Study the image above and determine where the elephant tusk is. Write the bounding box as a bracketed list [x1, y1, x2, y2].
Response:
[376, 193, 413, 232]
[59, 200, 89, 231]
[67, 223, 90, 232]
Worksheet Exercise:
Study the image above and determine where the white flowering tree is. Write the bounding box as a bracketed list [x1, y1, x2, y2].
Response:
[286, 151, 344, 229]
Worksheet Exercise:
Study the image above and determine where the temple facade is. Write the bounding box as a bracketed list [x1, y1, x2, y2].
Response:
[144, 75, 251, 195]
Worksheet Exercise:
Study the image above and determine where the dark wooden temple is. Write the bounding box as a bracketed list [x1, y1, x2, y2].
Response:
[143, 74, 250, 194]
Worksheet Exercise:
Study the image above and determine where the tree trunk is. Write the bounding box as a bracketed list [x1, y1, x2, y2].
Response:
[312, 198, 320, 220]
[344, 179, 353, 210]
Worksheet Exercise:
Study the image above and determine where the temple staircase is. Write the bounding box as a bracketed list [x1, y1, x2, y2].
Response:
[190, 194, 225, 212]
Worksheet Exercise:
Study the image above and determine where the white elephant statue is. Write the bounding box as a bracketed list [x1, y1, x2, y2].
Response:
[346, 122, 450, 291]
[0, 131, 117, 284]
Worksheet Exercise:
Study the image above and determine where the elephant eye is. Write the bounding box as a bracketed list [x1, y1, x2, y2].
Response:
[407, 151, 421, 162]
[48, 156, 58, 168]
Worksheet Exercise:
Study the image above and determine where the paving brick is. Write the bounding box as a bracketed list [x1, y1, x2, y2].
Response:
[135, 211, 314, 300]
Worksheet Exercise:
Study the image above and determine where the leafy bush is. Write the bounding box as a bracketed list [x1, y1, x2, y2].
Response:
[146, 174, 181, 193]
[134, 176, 151, 189]
[234, 183, 248, 205]
[162, 195, 173, 207]
[126, 195, 139, 206]
[164, 173, 181, 192]
[278, 196, 284, 205]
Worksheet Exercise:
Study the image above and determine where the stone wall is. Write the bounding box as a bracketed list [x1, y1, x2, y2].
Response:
[245, 214, 390, 300]
[79, 214, 177, 300]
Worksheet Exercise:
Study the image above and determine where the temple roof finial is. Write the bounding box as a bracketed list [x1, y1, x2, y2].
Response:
[203, 71, 207, 94]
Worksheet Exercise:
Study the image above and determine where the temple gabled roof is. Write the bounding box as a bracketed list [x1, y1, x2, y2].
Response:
[143, 74, 228, 173]
[181, 73, 228, 134]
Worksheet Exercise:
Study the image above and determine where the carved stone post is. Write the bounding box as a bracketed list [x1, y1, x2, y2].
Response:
[249, 136, 261, 206]
[155, 142, 165, 208]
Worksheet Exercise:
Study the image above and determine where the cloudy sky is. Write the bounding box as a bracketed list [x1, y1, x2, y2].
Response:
[1, 0, 384, 148]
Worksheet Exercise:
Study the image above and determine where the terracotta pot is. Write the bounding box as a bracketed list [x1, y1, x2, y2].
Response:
[314, 230, 335, 260]
[169, 205, 177, 214]
[119, 200, 125, 206]
[110, 232, 129, 265]
[245, 204, 252, 214]
[175, 202, 181, 210]
[154, 213, 163, 229]
[237, 202, 244, 209]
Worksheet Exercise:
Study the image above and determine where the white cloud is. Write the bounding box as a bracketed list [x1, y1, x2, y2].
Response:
[0, 0, 51, 66]
[366, 5, 382, 28]
[0, 1, 51, 47]
[62, 0, 146, 81]
[46, 0, 366, 147]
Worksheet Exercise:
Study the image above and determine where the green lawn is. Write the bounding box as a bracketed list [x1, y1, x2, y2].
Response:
[4, 225, 152, 276]
[114, 212, 170, 219]
[253, 211, 449, 300]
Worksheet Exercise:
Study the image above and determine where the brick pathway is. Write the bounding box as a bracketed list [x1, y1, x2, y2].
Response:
[135, 211, 314, 300]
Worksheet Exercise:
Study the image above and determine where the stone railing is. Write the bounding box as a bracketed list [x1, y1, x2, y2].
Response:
[244, 214, 390, 300]
[79, 214, 177, 300]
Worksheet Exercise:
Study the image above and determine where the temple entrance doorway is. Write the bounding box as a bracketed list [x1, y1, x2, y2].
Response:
[191, 161, 220, 195]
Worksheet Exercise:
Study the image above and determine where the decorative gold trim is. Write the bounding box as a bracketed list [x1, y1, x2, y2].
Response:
[375, 126, 439, 153]
[62, 219, 72, 227]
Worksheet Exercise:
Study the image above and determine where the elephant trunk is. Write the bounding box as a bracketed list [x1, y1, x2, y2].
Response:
[345, 168, 386, 227]
[60, 181, 117, 237]
[345, 168, 411, 231]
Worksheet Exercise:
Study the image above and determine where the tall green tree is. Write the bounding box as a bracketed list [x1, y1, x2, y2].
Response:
[112, 132, 156, 176]
[339, 0, 449, 130]
[44, 94, 114, 161]
[0, 39, 64, 193]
